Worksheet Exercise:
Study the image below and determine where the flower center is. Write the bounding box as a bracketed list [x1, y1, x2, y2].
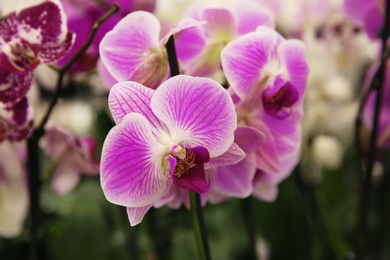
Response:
[8, 39, 39, 71]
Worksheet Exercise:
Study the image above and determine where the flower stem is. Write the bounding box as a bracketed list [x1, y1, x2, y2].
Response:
[355, 0, 390, 258]
[189, 192, 211, 260]
[26, 5, 119, 260]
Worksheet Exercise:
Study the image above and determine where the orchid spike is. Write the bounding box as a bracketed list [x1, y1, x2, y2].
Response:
[100, 75, 237, 225]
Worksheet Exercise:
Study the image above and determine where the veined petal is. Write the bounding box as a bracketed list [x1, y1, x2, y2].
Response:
[100, 11, 161, 82]
[277, 39, 309, 104]
[151, 75, 236, 157]
[126, 205, 152, 226]
[108, 81, 168, 136]
[101, 113, 169, 207]
[97, 58, 118, 90]
[221, 27, 280, 99]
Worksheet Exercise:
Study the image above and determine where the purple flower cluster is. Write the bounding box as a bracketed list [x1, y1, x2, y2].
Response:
[99, 5, 309, 225]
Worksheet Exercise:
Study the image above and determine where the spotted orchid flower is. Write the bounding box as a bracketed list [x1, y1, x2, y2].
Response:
[174, 0, 274, 78]
[0, 141, 28, 238]
[99, 11, 205, 89]
[41, 124, 99, 195]
[221, 26, 309, 201]
[0, 0, 74, 104]
[100, 75, 237, 225]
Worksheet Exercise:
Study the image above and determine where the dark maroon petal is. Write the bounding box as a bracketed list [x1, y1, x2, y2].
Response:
[171, 164, 210, 193]
[187, 146, 210, 164]
[0, 71, 33, 105]
[262, 76, 299, 119]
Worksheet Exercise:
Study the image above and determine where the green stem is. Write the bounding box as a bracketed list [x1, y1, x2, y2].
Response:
[189, 192, 211, 260]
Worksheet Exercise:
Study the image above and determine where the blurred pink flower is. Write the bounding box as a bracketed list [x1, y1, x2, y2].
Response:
[41, 124, 99, 195]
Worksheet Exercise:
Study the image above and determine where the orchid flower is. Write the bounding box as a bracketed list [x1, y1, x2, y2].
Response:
[99, 11, 204, 89]
[41, 124, 100, 195]
[174, 0, 274, 78]
[221, 25, 309, 201]
[0, 0, 74, 104]
[100, 75, 237, 225]
[0, 141, 28, 238]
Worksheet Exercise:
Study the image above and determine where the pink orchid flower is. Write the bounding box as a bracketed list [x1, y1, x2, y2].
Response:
[41, 124, 100, 195]
[100, 75, 237, 225]
[0, 0, 74, 104]
[0, 141, 28, 238]
[221, 25, 309, 201]
[99, 11, 204, 89]
[174, 0, 274, 77]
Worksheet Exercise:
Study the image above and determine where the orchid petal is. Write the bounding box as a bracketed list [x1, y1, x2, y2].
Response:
[108, 81, 168, 136]
[0, 71, 34, 105]
[51, 161, 81, 195]
[211, 153, 256, 198]
[100, 11, 160, 82]
[171, 163, 209, 193]
[232, 0, 275, 34]
[278, 39, 309, 104]
[152, 75, 236, 157]
[126, 205, 152, 226]
[252, 172, 278, 202]
[97, 59, 118, 90]
[234, 126, 264, 153]
[205, 143, 245, 169]
[174, 18, 206, 62]
[221, 27, 280, 99]
[202, 8, 236, 38]
[250, 120, 281, 174]
[100, 113, 169, 207]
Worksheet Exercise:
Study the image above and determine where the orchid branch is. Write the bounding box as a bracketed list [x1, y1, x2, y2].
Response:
[165, 35, 211, 260]
[26, 4, 119, 260]
[355, 0, 390, 258]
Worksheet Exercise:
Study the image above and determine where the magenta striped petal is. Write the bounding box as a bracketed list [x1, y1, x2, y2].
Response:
[151, 75, 236, 157]
[100, 113, 169, 207]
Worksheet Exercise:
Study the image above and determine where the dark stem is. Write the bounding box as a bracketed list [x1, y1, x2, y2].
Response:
[239, 198, 257, 260]
[26, 5, 119, 260]
[356, 0, 390, 258]
[189, 192, 211, 260]
[165, 34, 211, 260]
[166, 36, 180, 77]
[27, 135, 41, 260]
